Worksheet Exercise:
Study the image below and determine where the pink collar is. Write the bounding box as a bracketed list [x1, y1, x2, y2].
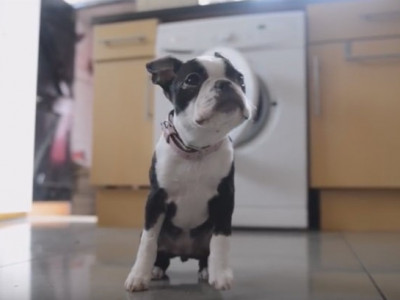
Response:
[161, 111, 224, 160]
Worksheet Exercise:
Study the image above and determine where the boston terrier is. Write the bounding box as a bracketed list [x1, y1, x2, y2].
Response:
[125, 53, 251, 292]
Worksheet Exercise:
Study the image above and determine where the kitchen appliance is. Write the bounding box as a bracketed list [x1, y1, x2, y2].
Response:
[154, 12, 307, 228]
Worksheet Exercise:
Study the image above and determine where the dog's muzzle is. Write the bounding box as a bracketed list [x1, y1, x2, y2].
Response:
[214, 80, 245, 113]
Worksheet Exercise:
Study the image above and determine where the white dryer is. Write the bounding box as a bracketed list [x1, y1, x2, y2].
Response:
[154, 12, 307, 228]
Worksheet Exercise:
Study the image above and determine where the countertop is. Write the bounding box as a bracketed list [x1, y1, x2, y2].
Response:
[93, 0, 327, 25]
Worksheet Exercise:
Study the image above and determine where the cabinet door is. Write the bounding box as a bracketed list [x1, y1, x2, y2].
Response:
[94, 19, 157, 61]
[96, 188, 147, 228]
[92, 58, 153, 186]
[307, 0, 400, 43]
[309, 38, 400, 188]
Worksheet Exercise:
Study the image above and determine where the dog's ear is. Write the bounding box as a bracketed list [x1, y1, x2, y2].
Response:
[214, 52, 225, 60]
[214, 52, 231, 63]
[146, 56, 183, 100]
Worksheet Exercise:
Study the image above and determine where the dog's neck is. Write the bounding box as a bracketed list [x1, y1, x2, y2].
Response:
[173, 112, 228, 149]
[161, 111, 226, 160]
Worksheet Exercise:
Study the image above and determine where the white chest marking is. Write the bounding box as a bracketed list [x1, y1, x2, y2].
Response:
[155, 137, 233, 230]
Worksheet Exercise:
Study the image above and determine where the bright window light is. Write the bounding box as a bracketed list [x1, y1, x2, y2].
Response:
[0, 1, 40, 213]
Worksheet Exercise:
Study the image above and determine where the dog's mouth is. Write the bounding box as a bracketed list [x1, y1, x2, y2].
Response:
[194, 107, 250, 126]
[194, 112, 213, 126]
[195, 118, 209, 126]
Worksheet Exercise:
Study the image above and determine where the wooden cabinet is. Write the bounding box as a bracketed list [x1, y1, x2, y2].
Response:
[308, 0, 400, 188]
[96, 189, 147, 228]
[308, 0, 400, 43]
[92, 59, 154, 186]
[320, 190, 400, 231]
[94, 19, 157, 61]
[91, 19, 157, 227]
[91, 19, 157, 187]
[309, 39, 400, 188]
[308, 0, 400, 231]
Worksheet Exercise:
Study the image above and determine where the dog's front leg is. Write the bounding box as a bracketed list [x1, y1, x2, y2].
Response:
[209, 234, 233, 290]
[208, 164, 234, 290]
[124, 214, 164, 292]
[125, 189, 166, 292]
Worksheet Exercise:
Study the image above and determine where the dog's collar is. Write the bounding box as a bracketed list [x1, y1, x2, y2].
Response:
[161, 110, 224, 160]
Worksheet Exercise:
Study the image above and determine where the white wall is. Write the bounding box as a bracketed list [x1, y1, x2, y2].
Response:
[0, 0, 41, 213]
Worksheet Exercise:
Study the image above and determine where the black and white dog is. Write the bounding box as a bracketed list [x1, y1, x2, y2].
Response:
[125, 53, 251, 292]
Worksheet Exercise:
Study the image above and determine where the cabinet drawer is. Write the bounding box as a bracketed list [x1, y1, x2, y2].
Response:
[308, 0, 400, 43]
[94, 19, 157, 61]
[309, 38, 400, 187]
[96, 188, 148, 228]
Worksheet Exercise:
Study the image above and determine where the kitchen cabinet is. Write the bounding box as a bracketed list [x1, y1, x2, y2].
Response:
[320, 189, 400, 231]
[91, 19, 157, 227]
[94, 19, 157, 61]
[92, 19, 157, 187]
[96, 189, 147, 228]
[309, 39, 400, 188]
[308, 0, 400, 43]
[92, 58, 154, 186]
[308, 0, 400, 188]
[307, 0, 400, 230]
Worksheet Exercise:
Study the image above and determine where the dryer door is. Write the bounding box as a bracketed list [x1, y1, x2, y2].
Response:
[203, 47, 271, 148]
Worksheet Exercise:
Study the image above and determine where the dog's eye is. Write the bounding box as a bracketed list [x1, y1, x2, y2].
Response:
[238, 74, 245, 91]
[184, 73, 201, 87]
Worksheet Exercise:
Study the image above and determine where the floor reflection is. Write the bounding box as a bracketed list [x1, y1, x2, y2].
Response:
[124, 282, 223, 300]
[0, 222, 31, 300]
[0, 218, 398, 300]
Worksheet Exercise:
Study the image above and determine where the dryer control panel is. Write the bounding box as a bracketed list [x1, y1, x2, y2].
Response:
[157, 12, 305, 55]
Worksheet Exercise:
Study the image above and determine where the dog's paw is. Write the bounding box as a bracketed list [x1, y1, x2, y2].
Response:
[124, 271, 150, 292]
[151, 266, 165, 280]
[209, 268, 233, 290]
[198, 268, 209, 281]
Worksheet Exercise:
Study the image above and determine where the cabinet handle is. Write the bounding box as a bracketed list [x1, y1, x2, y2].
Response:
[312, 56, 321, 116]
[361, 10, 400, 22]
[161, 48, 195, 55]
[144, 75, 153, 121]
[99, 35, 147, 47]
[344, 40, 400, 62]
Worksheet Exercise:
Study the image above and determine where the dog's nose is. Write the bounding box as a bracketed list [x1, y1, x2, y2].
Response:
[214, 80, 233, 92]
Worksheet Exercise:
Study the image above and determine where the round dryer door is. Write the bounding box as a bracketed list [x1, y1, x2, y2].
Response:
[203, 47, 271, 148]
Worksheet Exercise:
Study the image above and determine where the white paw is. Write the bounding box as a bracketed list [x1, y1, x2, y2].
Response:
[151, 266, 165, 280]
[198, 268, 209, 281]
[124, 270, 151, 292]
[208, 268, 233, 290]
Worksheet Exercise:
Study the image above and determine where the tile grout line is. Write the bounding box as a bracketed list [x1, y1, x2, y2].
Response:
[0, 245, 97, 270]
[343, 234, 388, 300]
[0, 257, 42, 270]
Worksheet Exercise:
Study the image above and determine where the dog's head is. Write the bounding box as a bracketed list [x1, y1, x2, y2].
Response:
[147, 53, 251, 148]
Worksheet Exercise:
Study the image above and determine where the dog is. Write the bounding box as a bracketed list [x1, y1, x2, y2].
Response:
[125, 53, 251, 292]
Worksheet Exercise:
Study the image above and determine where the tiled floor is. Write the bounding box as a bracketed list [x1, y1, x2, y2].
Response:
[0, 217, 399, 300]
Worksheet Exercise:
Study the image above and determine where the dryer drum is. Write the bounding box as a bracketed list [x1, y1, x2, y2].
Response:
[233, 76, 272, 149]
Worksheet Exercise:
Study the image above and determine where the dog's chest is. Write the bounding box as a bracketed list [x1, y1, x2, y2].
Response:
[155, 139, 232, 229]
